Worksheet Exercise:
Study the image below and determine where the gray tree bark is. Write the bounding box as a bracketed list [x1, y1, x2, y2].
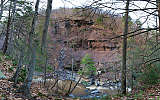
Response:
[19, 0, 40, 97]
[6, 0, 18, 55]
[44, 46, 48, 86]
[121, 0, 129, 95]
[156, 0, 160, 43]
[11, 49, 24, 86]
[28, 0, 40, 48]
[2, 0, 17, 54]
[67, 57, 74, 95]
[2, 1, 12, 54]
[41, 0, 53, 53]
[0, 0, 4, 20]
[23, 46, 36, 97]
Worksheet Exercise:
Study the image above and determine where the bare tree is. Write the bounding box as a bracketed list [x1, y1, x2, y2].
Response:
[6, 0, 19, 55]
[2, 1, 12, 54]
[121, 0, 129, 95]
[41, 0, 53, 53]
[19, 0, 40, 97]
[156, 0, 160, 42]
[2, 0, 17, 54]
[10, 48, 24, 86]
[0, 0, 4, 20]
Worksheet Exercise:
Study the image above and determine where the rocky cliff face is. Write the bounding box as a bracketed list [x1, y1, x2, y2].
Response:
[45, 8, 125, 76]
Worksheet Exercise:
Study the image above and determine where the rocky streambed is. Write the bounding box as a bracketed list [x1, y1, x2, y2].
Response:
[33, 71, 131, 99]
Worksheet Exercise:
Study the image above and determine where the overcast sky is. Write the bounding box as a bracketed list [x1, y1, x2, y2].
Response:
[30, 0, 89, 9]
[28, 0, 157, 28]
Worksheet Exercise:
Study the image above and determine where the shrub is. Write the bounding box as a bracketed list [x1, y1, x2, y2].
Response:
[139, 64, 160, 86]
[18, 67, 27, 82]
[35, 66, 43, 72]
[81, 80, 89, 86]
[5, 55, 12, 60]
[12, 60, 18, 66]
[47, 65, 53, 72]
[96, 15, 104, 24]
[78, 54, 96, 77]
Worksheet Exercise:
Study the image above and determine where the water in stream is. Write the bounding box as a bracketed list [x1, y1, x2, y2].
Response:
[33, 71, 131, 99]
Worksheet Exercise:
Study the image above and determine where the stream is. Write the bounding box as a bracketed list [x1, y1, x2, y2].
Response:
[33, 70, 131, 99]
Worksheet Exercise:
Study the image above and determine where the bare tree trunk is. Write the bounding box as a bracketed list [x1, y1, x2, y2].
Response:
[6, 0, 18, 55]
[121, 0, 129, 95]
[2, 1, 12, 54]
[69, 76, 82, 94]
[156, 14, 158, 43]
[41, 0, 53, 52]
[0, 0, 4, 20]
[67, 57, 74, 95]
[11, 49, 24, 86]
[41, 0, 53, 87]
[19, 0, 40, 97]
[2, 0, 17, 54]
[28, 0, 40, 48]
[131, 38, 135, 92]
[44, 47, 48, 86]
[22, 46, 36, 97]
[156, 0, 160, 43]
[157, 0, 160, 31]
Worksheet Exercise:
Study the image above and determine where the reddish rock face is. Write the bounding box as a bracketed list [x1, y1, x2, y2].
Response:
[47, 8, 125, 80]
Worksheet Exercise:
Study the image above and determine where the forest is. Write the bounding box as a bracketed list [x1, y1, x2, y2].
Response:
[0, 0, 160, 99]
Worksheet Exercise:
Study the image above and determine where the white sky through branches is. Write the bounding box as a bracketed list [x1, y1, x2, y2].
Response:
[28, 0, 157, 28]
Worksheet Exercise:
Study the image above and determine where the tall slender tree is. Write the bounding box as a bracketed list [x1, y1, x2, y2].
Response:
[7, 0, 18, 55]
[19, 0, 40, 97]
[121, 0, 129, 95]
[0, 0, 4, 20]
[156, 0, 160, 42]
[10, 48, 24, 86]
[41, 0, 53, 53]
[2, 0, 17, 54]
[2, 1, 12, 54]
